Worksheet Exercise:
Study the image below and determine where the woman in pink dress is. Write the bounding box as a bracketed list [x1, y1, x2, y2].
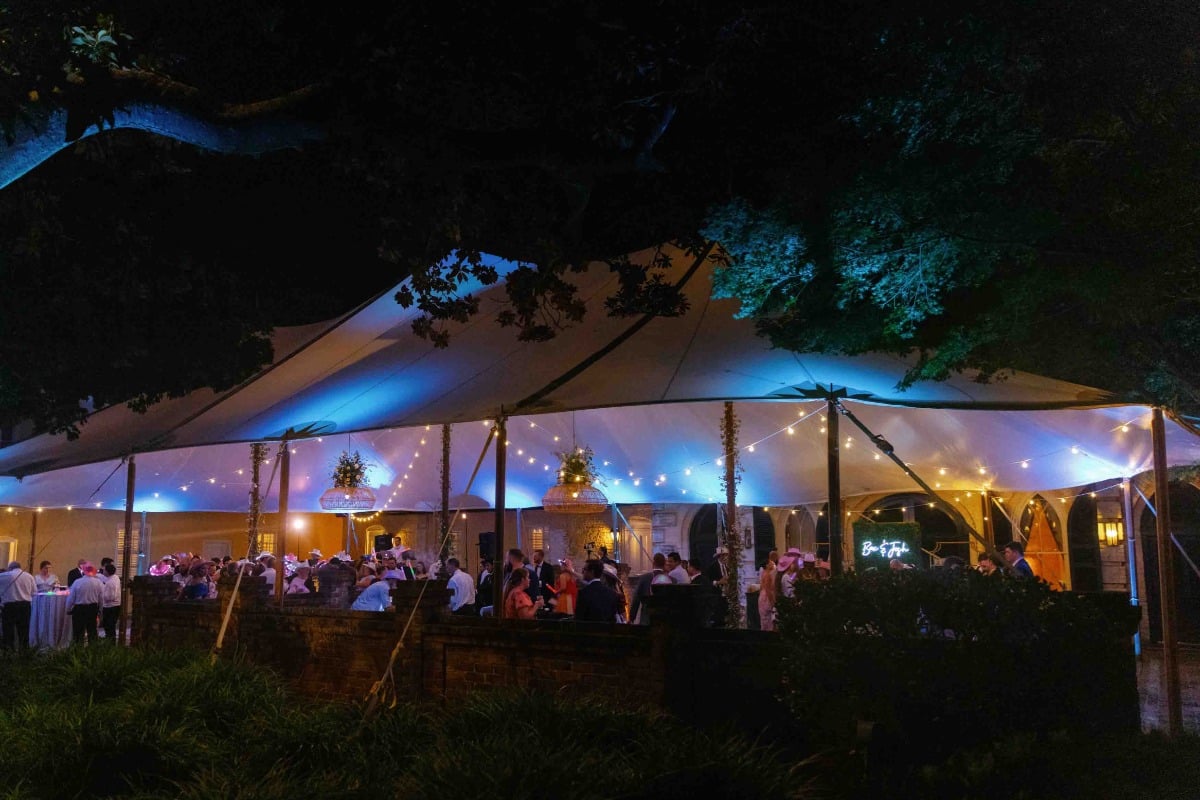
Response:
[757, 550, 778, 631]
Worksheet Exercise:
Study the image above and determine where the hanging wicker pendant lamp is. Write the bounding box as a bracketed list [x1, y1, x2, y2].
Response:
[541, 479, 608, 514]
[319, 485, 377, 511]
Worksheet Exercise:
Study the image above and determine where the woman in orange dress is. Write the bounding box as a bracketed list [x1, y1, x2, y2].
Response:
[503, 566, 543, 620]
[554, 558, 579, 615]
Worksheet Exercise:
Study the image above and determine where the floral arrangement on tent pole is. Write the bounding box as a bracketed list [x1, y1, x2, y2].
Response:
[247, 442, 268, 556]
[542, 445, 608, 514]
[720, 402, 745, 628]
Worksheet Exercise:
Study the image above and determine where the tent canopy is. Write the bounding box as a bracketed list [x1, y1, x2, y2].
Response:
[0, 245, 1196, 514]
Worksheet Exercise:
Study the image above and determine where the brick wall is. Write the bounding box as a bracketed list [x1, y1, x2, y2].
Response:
[130, 577, 1138, 738]
[130, 575, 779, 719]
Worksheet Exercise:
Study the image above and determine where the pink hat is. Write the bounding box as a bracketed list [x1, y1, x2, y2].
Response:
[778, 547, 803, 570]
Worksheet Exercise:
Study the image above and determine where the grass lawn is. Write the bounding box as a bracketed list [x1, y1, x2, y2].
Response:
[0, 646, 1196, 799]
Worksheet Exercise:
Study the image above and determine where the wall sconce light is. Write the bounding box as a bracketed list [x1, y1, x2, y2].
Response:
[1097, 520, 1124, 547]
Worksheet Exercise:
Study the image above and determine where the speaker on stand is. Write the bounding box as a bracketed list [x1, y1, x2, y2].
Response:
[477, 531, 495, 561]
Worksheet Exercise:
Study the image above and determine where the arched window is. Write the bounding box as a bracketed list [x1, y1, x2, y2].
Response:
[863, 493, 964, 567]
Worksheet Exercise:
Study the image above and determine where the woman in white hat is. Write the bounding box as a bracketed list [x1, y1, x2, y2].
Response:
[286, 563, 312, 594]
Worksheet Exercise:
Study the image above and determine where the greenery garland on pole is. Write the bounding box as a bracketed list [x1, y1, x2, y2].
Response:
[247, 442, 268, 557]
[720, 401, 745, 628]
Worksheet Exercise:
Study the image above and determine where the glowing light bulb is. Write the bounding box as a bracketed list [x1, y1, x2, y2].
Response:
[684, 468, 692, 475]
[1021, 461, 1029, 469]
[978, 467, 987, 475]
[748, 445, 755, 452]
[1120, 424, 1129, 433]
[1070, 446, 1080, 454]
[787, 427, 795, 435]
[874, 453, 881, 460]
[939, 468, 947, 476]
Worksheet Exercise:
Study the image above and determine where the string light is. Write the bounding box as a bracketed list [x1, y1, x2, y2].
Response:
[9, 403, 1149, 512]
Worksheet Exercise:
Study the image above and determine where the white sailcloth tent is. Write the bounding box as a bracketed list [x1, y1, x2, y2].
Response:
[0, 245, 1197, 515]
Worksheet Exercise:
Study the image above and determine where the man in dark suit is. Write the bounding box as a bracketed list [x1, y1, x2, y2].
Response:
[704, 546, 730, 586]
[66, 559, 86, 588]
[1003, 540, 1035, 579]
[477, 557, 495, 613]
[704, 546, 731, 627]
[528, 549, 555, 604]
[575, 559, 617, 622]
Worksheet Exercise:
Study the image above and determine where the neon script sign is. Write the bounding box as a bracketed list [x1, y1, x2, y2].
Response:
[861, 539, 911, 559]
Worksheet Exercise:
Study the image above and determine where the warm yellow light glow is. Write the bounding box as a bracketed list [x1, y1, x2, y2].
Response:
[1097, 520, 1124, 547]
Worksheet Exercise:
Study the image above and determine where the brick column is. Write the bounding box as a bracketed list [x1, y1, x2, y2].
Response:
[648, 583, 712, 724]
[129, 575, 179, 645]
[315, 565, 356, 607]
[217, 572, 271, 608]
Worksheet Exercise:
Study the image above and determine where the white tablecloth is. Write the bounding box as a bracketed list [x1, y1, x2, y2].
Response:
[30, 592, 73, 649]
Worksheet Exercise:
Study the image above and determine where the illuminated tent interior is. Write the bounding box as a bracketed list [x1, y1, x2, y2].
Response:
[0, 245, 1198, 516]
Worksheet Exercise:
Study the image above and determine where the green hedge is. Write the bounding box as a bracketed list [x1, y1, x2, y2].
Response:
[0, 646, 799, 800]
[775, 569, 1139, 766]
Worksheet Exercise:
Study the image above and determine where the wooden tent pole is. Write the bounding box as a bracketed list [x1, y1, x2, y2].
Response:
[1151, 407, 1181, 736]
[1122, 477, 1141, 656]
[826, 398, 843, 574]
[440, 423, 451, 575]
[25, 510, 37, 572]
[119, 454, 136, 646]
[275, 443, 290, 607]
[493, 415, 507, 615]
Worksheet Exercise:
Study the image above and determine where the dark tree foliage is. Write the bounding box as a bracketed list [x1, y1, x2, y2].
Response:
[2, 1, 1199, 436]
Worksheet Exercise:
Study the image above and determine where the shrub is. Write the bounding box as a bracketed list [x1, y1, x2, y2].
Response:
[774, 569, 1138, 767]
[0, 647, 800, 800]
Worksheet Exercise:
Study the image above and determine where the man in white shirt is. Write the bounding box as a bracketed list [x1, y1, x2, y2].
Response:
[100, 563, 122, 641]
[665, 552, 689, 584]
[445, 558, 476, 616]
[65, 562, 104, 645]
[351, 576, 394, 612]
[0, 560, 37, 650]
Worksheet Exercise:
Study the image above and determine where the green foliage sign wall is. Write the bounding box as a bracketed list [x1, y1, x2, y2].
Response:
[852, 521, 920, 572]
